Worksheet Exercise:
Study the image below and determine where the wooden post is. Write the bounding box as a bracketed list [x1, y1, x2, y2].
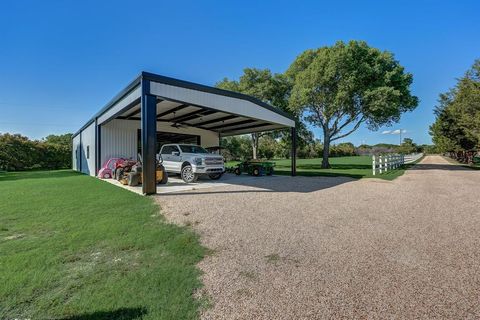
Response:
[372, 155, 376, 176]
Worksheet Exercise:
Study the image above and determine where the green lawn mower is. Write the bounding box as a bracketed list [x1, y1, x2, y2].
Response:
[229, 160, 275, 176]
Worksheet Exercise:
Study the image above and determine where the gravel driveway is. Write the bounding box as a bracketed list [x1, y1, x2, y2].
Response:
[155, 156, 480, 319]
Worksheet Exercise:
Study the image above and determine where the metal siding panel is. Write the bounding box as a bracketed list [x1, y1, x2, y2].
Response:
[80, 122, 96, 176]
[149, 82, 295, 127]
[97, 86, 142, 124]
[101, 119, 139, 165]
[100, 119, 219, 165]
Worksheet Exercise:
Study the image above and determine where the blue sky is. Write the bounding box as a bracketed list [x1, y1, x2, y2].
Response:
[1, 0, 479, 145]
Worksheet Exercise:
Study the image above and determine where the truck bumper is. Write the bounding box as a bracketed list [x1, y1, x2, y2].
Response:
[192, 165, 225, 174]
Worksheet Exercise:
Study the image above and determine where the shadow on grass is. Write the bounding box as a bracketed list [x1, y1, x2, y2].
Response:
[409, 163, 474, 171]
[275, 170, 365, 179]
[0, 170, 81, 182]
[57, 307, 147, 320]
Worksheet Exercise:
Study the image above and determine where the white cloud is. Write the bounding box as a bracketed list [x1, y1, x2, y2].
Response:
[382, 129, 407, 135]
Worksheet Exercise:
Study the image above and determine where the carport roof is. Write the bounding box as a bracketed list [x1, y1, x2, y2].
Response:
[73, 71, 295, 137]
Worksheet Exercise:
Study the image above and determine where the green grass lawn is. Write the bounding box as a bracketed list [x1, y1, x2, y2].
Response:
[0, 170, 206, 320]
[227, 155, 419, 180]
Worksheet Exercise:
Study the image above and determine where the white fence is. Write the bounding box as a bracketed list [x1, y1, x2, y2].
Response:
[372, 153, 423, 175]
[404, 153, 424, 164]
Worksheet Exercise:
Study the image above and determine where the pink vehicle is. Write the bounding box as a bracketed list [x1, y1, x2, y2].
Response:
[98, 158, 126, 179]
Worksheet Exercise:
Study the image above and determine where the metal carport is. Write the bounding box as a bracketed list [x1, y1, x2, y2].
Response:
[72, 71, 297, 195]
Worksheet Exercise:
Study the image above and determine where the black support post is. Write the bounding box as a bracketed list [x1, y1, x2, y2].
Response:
[141, 79, 157, 195]
[95, 118, 101, 175]
[291, 126, 297, 176]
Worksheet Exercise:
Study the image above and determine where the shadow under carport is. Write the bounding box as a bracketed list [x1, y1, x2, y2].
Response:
[158, 173, 357, 196]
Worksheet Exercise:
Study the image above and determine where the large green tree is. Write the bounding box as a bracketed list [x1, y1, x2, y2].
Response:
[430, 59, 480, 155]
[287, 40, 418, 168]
[216, 68, 312, 159]
[397, 138, 418, 154]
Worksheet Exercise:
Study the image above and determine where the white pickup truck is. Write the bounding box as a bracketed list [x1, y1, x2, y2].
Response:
[159, 144, 224, 183]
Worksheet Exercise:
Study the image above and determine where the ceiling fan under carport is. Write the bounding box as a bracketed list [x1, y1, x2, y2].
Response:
[170, 111, 188, 129]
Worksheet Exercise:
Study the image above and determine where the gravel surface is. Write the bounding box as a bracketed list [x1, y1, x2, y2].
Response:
[155, 156, 480, 319]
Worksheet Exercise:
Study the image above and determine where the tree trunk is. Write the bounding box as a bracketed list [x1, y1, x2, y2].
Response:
[322, 130, 331, 169]
[251, 133, 258, 159]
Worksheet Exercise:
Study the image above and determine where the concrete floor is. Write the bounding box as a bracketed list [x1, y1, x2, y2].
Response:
[104, 173, 269, 195]
[156, 156, 480, 319]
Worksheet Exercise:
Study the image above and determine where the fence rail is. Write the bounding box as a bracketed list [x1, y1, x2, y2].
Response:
[372, 153, 423, 176]
[404, 153, 424, 164]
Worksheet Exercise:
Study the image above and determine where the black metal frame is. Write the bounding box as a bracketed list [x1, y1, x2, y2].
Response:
[95, 118, 101, 175]
[206, 119, 257, 131]
[169, 109, 217, 123]
[79, 132, 82, 173]
[122, 106, 142, 119]
[156, 104, 190, 119]
[141, 79, 157, 195]
[196, 115, 238, 127]
[222, 122, 272, 133]
[141, 72, 294, 121]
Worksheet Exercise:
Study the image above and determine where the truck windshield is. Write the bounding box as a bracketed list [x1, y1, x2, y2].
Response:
[179, 145, 209, 154]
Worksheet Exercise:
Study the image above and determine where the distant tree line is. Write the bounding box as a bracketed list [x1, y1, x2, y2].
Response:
[0, 133, 72, 171]
[221, 135, 431, 161]
[430, 59, 480, 164]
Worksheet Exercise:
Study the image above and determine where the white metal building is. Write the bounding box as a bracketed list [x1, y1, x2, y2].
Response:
[72, 72, 297, 194]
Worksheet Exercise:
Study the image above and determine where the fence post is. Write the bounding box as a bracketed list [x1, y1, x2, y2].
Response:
[372, 155, 376, 176]
[379, 155, 383, 174]
[385, 155, 389, 172]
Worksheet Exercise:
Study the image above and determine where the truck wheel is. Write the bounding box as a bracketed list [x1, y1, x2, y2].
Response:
[252, 167, 260, 176]
[208, 173, 223, 180]
[181, 165, 198, 183]
[234, 168, 241, 175]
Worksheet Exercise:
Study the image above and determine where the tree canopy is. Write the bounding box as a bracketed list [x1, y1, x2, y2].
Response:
[0, 133, 72, 171]
[430, 59, 480, 158]
[287, 40, 418, 167]
[216, 68, 313, 159]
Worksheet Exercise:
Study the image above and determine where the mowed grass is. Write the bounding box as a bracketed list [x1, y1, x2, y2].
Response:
[227, 156, 415, 180]
[0, 170, 205, 320]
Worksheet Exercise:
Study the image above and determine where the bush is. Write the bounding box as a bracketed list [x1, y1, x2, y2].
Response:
[0, 133, 72, 171]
